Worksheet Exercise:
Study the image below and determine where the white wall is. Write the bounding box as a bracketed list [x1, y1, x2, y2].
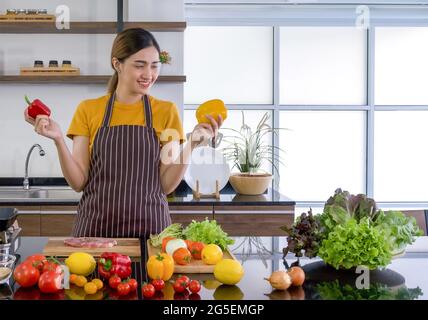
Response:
[0, 0, 184, 177]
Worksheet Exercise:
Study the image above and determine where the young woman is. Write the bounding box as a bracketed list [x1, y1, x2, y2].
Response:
[24, 28, 222, 238]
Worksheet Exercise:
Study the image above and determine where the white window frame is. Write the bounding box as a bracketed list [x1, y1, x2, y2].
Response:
[184, 3, 428, 209]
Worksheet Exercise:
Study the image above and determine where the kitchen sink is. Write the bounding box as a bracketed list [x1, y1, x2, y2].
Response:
[0, 187, 81, 200]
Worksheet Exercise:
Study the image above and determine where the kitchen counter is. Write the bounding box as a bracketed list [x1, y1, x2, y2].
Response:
[0, 178, 295, 206]
[0, 179, 295, 237]
[2, 236, 428, 300]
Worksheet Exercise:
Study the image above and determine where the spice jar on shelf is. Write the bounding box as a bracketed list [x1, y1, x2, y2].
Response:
[62, 60, 72, 68]
[48, 60, 58, 68]
[33, 60, 44, 68]
[6, 9, 17, 15]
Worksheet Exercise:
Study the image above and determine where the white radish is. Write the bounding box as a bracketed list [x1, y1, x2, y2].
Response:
[166, 239, 187, 256]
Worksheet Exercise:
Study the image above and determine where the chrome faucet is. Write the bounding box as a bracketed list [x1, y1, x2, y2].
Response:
[23, 144, 45, 190]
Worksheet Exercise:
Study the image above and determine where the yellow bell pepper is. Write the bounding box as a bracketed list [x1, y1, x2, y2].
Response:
[196, 99, 228, 124]
[147, 253, 174, 281]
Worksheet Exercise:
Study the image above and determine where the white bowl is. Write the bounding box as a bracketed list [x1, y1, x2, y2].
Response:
[0, 254, 16, 285]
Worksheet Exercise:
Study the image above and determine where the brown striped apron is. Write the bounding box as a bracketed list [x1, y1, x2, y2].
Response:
[72, 93, 171, 238]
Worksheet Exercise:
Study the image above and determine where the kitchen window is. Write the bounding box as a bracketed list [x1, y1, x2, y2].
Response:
[184, 3, 428, 207]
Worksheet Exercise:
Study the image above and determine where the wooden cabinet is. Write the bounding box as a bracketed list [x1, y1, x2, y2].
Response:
[169, 205, 214, 225]
[3, 202, 295, 237]
[213, 205, 295, 236]
[40, 206, 77, 237]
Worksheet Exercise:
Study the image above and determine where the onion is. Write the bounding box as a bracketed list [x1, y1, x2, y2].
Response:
[288, 266, 305, 286]
[165, 239, 187, 256]
[264, 270, 292, 290]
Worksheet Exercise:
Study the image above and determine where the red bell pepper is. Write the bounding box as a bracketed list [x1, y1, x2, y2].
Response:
[25, 95, 51, 119]
[98, 252, 132, 280]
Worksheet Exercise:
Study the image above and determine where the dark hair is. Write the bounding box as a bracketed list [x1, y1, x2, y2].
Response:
[107, 28, 161, 93]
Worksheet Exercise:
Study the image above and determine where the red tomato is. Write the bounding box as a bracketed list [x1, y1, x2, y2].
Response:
[151, 279, 165, 291]
[117, 283, 131, 296]
[13, 286, 41, 300]
[173, 278, 188, 293]
[25, 254, 47, 272]
[13, 262, 40, 287]
[127, 278, 138, 291]
[173, 248, 192, 265]
[109, 275, 121, 289]
[189, 242, 205, 260]
[38, 270, 63, 293]
[189, 280, 201, 293]
[42, 261, 63, 275]
[162, 237, 175, 253]
[189, 293, 201, 300]
[142, 283, 155, 298]
[178, 275, 190, 288]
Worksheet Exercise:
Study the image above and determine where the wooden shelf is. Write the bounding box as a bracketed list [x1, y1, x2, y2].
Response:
[0, 21, 186, 33]
[0, 75, 186, 84]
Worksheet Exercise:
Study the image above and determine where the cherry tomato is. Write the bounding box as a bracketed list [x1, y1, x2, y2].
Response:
[117, 282, 131, 296]
[13, 262, 40, 287]
[109, 275, 121, 289]
[142, 283, 155, 298]
[189, 280, 201, 293]
[173, 278, 188, 293]
[127, 278, 138, 291]
[189, 242, 205, 260]
[151, 279, 165, 291]
[38, 270, 63, 293]
[178, 275, 190, 288]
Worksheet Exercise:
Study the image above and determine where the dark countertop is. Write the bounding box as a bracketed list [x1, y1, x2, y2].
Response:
[2, 236, 427, 300]
[0, 178, 295, 207]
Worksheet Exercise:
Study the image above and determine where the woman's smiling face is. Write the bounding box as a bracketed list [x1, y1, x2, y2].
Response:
[116, 46, 161, 95]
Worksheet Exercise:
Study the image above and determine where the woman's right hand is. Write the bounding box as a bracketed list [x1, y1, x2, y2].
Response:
[24, 108, 63, 142]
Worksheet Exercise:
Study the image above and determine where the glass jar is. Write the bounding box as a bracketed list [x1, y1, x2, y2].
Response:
[62, 60, 72, 68]
[49, 60, 59, 68]
[34, 60, 44, 68]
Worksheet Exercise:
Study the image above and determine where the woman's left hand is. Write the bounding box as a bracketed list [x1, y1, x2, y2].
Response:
[190, 114, 224, 148]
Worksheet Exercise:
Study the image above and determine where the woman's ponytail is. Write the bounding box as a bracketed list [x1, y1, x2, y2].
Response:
[107, 71, 118, 93]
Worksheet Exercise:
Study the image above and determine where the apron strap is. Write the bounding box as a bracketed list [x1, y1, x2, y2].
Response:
[143, 94, 153, 128]
[102, 93, 152, 128]
[102, 92, 115, 127]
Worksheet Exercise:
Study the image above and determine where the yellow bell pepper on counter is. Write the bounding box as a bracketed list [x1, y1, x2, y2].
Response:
[147, 253, 174, 281]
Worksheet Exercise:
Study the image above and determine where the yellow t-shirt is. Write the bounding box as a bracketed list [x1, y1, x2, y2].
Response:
[66, 94, 185, 151]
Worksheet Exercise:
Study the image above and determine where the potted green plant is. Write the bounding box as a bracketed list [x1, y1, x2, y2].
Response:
[220, 111, 285, 195]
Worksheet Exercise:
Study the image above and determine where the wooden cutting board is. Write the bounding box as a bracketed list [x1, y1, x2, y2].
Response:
[43, 237, 141, 258]
[147, 240, 238, 274]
